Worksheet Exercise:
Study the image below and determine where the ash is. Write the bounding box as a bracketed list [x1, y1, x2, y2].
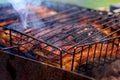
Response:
[92, 60, 120, 80]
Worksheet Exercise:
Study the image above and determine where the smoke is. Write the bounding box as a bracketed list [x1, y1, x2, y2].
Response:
[8, 0, 43, 29]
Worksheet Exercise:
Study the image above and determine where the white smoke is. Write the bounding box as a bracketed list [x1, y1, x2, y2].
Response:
[8, 0, 43, 29]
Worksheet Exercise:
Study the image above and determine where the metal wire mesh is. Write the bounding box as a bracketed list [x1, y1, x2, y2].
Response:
[1, 2, 120, 72]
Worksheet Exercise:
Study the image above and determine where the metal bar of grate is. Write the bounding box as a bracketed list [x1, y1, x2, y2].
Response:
[85, 45, 91, 70]
[109, 39, 115, 60]
[103, 41, 109, 63]
[115, 38, 120, 59]
[91, 43, 97, 68]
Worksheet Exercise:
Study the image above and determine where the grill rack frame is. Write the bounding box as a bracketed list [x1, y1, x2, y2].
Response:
[1, 1, 120, 74]
[4, 28, 120, 72]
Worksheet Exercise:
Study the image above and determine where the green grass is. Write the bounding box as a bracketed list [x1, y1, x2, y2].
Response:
[59, 0, 120, 9]
[0, 0, 120, 9]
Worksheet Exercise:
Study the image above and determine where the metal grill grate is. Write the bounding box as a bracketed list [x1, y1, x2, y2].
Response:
[1, 1, 120, 75]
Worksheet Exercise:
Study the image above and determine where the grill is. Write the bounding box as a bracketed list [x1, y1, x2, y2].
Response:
[0, 1, 120, 79]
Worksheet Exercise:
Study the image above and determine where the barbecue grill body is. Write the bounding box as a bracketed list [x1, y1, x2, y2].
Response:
[0, 50, 93, 80]
[1, 1, 120, 80]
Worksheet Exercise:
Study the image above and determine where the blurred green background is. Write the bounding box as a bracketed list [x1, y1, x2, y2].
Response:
[60, 0, 120, 9]
[0, 0, 120, 9]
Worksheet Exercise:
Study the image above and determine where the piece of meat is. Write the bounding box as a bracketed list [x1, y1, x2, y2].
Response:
[92, 23, 119, 38]
[0, 20, 16, 26]
[34, 42, 118, 71]
[26, 4, 57, 18]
